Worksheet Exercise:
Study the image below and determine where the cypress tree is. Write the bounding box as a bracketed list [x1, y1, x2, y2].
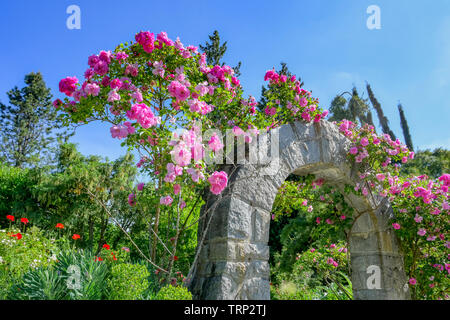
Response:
[366, 83, 396, 140]
[398, 103, 414, 151]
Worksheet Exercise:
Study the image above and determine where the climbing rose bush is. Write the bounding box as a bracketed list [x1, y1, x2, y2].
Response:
[271, 122, 447, 299]
[55, 30, 327, 216]
[55, 30, 328, 278]
[336, 120, 449, 299]
[261, 69, 328, 129]
[57, 31, 250, 207]
[55, 29, 447, 299]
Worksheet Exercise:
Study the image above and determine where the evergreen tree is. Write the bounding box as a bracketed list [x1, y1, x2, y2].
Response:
[329, 94, 353, 122]
[397, 103, 414, 151]
[0, 72, 72, 168]
[366, 83, 396, 140]
[347, 87, 374, 126]
[199, 30, 242, 77]
[328, 87, 375, 128]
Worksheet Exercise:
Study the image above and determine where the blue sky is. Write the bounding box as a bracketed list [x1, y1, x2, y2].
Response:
[1, 0, 449, 161]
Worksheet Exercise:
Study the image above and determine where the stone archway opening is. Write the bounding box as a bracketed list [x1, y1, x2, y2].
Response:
[189, 120, 410, 300]
[266, 172, 353, 300]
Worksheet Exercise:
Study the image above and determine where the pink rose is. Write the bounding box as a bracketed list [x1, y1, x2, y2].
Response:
[160, 195, 173, 206]
[208, 171, 228, 195]
[128, 193, 136, 206]
[208, 133, 224, 152]
[360, 137, 369, 147]
[174, 184, 181, 195]
[59, 76, 78, 96]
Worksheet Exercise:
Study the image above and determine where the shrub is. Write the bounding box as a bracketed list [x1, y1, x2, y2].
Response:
[56, 249, 109, 300]
[155, 284, 192, 300]
[8, 267, 67, 300]
[7, 249, 110, 300]
[107, 263, 150, 300]
[271, 240, 352, 300]
[0, 226, 59, 298]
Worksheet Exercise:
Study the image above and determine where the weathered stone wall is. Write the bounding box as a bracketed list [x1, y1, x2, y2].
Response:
[189, 120, 410, 300]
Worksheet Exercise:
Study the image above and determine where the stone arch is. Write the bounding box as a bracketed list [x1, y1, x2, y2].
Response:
[189, 120, 410, 300]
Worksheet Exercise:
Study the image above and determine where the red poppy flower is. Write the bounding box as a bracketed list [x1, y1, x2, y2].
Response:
[102, 244, 110, 250]
[173, 255, 178, 261]
[111, 252, 117, 261]
[72, 234, 81, 240]
[10, 233, 22, 240]
[6, 215, 15, 222]
[20, 218, 29, 224]
[94, 256, 103, 262]
[55, 223, 64, 229]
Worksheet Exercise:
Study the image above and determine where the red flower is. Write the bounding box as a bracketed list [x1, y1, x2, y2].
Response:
[72, 234, 81, 240]
[102, 244, 110, 250]
[55, 223, 64, 229]
[6, 215, 15, 222]
[111, 252, 117, 261]
[20, 218, 29, 225]
[94, 256, 103, 262]
[173, 255, 179, 261]
[10, 233, 22, 240]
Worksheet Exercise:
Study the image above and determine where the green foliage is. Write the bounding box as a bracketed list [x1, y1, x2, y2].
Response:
[55, 249, 109, 300]
[271, 241, 352, 300]
[259, 62, 300, 112]
[398, 103, 414, 151]
[107, 263, 150, 300]
[8, 267, 67, 300]
[388, 175, 449, 299]
[269, 175, 355, 300]
[0, 143, 139, 255]
[328, 87, 374, 128]
[366, 83, 396, 140]
[0, 72, 72, 168]
[0, 164, 42, 226]
[0, 225, 60, 300]
[155, 284, 192, 300]
[199, 30, 241, 76]
[328, 95, 352, 122]
[401, 148, 449, 179]
[6, 248, 111, 300]
[0, 226, 59, 288]
[269, 175, 353, 272]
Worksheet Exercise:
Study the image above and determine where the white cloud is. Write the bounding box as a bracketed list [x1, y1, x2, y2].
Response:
[417, 137, 450, 151]
[330, 71, 361, 85]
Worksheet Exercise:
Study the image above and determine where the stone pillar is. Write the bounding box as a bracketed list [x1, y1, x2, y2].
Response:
[189, 196, 271, 300]
[349, 198, 410, 299]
